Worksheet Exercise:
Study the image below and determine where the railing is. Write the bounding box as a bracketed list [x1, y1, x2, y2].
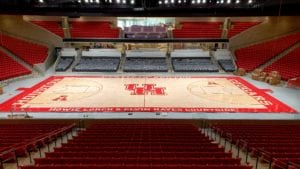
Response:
[0, 123, 77, 169]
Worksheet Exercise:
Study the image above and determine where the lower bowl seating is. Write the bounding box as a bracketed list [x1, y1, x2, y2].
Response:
[123, 58, 168, 72]
[172, 58, 219, 72]
[73, 57, 120, 72]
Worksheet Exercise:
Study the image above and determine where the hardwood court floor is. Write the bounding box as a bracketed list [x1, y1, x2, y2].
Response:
[0, 76, 295, 113]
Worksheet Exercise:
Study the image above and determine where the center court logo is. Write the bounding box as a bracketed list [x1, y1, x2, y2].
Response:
[125, 84, 166, 95]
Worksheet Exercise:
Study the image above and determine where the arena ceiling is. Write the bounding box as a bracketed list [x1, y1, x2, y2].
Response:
[0, 0, 299, 16]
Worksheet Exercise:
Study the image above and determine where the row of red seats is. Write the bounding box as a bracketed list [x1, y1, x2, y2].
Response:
[273, 158, 300, 169]
[0, 50, 31, 80]
[53, 147, 224, 153]
[264, 46, 300, 80]
[21, 124, 250, 169]
[228, 21, 261, 38]
[34, 157, 241, 165]
[235, 32, 300, 71]
[0, 123, 75, 163]
[0, 33, 49, 65]
[173, 22, 223, 38]
[45, 152, 233, 158]
[70, 21, 120, 38]
[213, 124, 300, 169]
[31, 21, 65, 38]
[21, 164, 253, 169]
[63, 142, 214, 146]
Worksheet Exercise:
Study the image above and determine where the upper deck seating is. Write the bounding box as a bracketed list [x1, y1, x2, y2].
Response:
[173, 22, 223, 38]
[228, 21, 261, 38]
[31, 21, 64, 38]
[70, 21, 120, 38]
[124, 25, 168, 39]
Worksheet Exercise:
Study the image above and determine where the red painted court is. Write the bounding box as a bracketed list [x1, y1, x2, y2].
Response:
[0, 76, 296, 113]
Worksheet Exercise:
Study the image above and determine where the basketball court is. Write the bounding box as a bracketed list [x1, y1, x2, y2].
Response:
[0, 76, 295, 113]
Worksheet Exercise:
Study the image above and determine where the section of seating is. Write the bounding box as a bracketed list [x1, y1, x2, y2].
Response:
[214, 49, 236, 72]
[0, 50, 31, 80]
[55, 48, 77, 72]
[123, 50, 168, 72]
[173, 22, 223, 38]
[263, 46, 300, 80]
[124, 25, 168, 39]
[70, 21, 120, 38]
[218, 60, 236, 72]
[73, 57, 120, 72]
[228, 21, 261, 38]
[0, 33, 49, 65]
[21, 123, 250, 169]
[171, 49, 219, 72]
[73, 48, 121, 72]
[31, 21, 64, 38]
[213, 124, 300, 169]
[172, 58, 219, 72]
[55, 57, 74, 72]
[235, 32, 300, 71]
[0, 123, 75, 163]
[123, 58, 168, 72]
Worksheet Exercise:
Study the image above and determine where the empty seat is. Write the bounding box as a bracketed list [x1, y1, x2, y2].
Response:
[0, 33, 49, 65]
[263, 46, 300, 80]
[173, 22, 223, 38]
[228, 21, 261, 38]
[55, 57, 75, 72]
[70, 21, 120, 38]
[123, 58, 168, 72]
[21, 123, 249, 169]
[73, 57, 120, 72]
[0, 50, 31, 80]
[235, 32, 300, 72]
[31, 21, 64, 38]
[172, 58, 219, 72]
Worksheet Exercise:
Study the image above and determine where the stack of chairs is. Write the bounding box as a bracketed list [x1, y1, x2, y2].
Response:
[265, 71, 281, 85]
[123, 50, 168, 72]
[21, 123, 251, 169]
[251, 68, 267, 81]
[73, 49, 121, 72]
[213, 124, 300, 169]
[0, 123, 75, 165]
[171, 49, 219, 72]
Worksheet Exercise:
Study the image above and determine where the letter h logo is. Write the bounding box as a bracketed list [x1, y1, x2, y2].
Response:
[125, 84, 166, 95]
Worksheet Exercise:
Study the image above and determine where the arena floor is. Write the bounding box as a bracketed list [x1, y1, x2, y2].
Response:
[0, 75, 296, 115]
